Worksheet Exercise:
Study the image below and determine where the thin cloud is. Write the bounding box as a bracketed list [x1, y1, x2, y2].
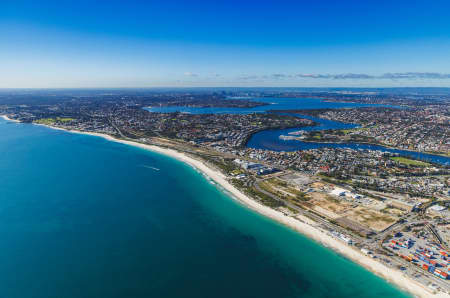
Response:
[271, 73, 294, 79]
[237, 72, 450, 81]
[238, 75, 261, 80]
[183, 72, 198, 77]
[380, 72, 450, 79]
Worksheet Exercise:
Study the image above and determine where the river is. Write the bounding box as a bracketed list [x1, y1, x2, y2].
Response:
[146, 97, 449, 165]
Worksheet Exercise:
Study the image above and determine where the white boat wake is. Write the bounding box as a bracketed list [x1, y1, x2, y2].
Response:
[140, 165, 160, 171]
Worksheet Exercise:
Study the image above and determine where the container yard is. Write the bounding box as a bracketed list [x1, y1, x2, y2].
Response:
[385, 232, 450, 281]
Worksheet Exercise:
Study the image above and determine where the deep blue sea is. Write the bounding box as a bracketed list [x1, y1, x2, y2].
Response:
[0, 117, 409, 298]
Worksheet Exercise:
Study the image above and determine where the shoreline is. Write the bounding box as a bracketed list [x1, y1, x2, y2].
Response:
[1, 115, 21, 123]
[1, 116, 447, 298]
[268, 109, 449, 160]
[299, 138, 450, 160]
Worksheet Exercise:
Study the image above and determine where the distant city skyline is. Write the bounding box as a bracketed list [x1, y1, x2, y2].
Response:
[2, 0, 450, 88]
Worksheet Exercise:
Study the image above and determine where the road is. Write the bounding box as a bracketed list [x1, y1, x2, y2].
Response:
[253, 179, 366, 243]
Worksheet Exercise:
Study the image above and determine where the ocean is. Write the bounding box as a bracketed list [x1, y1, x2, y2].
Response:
[0, 117, 409, 298]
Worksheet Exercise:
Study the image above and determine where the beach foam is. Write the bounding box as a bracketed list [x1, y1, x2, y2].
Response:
[4, 117, 445, 298]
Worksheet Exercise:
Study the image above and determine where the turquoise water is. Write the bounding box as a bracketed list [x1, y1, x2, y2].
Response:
[0, 118, 409, 298]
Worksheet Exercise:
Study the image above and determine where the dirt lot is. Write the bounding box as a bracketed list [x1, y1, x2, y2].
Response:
[307, 191, 398, 232]
[345, 206, 397, 232]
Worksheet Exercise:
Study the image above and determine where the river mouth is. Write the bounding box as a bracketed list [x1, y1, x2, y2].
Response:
[144, 97, 449, 165]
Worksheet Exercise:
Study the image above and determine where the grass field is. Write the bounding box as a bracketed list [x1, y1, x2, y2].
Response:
[340, 129, 354, 134]
[390, 156, 431, 167]
[339, 126, 371, 134]
[57, 117, 74, 122]
[34, 117, 74, 125]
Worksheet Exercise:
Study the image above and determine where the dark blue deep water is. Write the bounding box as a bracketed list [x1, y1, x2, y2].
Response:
[0, 117, 409, 297]
[146, 96, 380, 114]
[147, 97, 449, 165]
[248, 114, 450, 165]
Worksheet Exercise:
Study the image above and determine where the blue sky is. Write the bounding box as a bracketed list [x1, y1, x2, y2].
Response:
[1, 0, 450, 87]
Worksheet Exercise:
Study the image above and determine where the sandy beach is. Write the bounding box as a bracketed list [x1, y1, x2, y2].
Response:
[1, 115, 20, 122]
[2, 116, 447, 298]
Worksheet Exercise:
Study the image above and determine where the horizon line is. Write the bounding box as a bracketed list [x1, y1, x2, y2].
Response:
[1, 86, 450, 90]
